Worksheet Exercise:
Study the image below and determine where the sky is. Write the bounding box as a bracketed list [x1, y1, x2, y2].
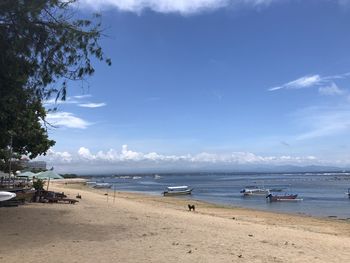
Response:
[39, 0, 350, 173]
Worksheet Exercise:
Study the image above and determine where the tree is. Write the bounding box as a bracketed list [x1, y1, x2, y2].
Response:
[0, 0, 110, 170]
[0, 0, 111, 100]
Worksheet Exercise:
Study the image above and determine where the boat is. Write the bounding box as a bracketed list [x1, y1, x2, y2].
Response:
[163, 186, 193, 196]
[240, 186, 269, 196]
[154, 174, 161, 179]
[269, 188, 285, 192]
[92, 183, 112, 189]
[266, 193, 299, 202]
[346, 188, 350, 198]
[0, 191, 16, 202]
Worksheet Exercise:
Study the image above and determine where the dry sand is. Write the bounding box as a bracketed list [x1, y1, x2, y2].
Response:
[1, 181, 350, 263]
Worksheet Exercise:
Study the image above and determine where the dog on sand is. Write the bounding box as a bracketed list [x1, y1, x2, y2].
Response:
[188, 204, 195, 211]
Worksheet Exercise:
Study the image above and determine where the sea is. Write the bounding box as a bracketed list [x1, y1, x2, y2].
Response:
[88, 172, 350, 219]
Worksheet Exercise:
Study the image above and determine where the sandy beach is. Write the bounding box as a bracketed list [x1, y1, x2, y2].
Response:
[1, 181, 350, 263]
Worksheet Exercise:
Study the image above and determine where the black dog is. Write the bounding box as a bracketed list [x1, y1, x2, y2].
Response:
[188, 204, 195, 211]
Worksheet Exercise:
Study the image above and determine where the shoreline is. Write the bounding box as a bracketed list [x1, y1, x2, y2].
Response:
[60, 179, 350, 221]
[52, 181, 350, 236]
[1, 180, 350, 262]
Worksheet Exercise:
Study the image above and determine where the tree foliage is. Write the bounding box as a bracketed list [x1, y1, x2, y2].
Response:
[0, 0, 111, 100]
[33, 178, 45, 191]
[0, 0, 110, 168]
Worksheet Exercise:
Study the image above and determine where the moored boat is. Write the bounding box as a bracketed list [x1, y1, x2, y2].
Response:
[0, 191, 16, 202]
[240, 186, 269, 196]
[266, 193, 299, 202]
[93, 183, 112, 189]
[163, 186, 193, 196]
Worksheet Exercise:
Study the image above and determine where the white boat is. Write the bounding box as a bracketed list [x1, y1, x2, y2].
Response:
[240, 186, 269, 196]
[154, 174, 161, 179]
[132, 176, 142, 180]
[163, 186, 193, 196]
[93, 183, 112, 189]
[0, 191, 16, 202]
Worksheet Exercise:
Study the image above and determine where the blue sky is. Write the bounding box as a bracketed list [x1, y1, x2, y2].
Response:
[40, 0, 350, 173]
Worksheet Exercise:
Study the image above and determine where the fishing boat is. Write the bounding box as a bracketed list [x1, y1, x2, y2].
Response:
[163, 186, 193, 196]
[240, 186, 269, 196]
[92, 183, 112, 189]
[0, 191, 16, 202]
[266, 193, 299, 202]
[269, 188, 285, 192]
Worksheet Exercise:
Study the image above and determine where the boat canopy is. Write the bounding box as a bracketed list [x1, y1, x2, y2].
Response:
[167, 186, 189, 190]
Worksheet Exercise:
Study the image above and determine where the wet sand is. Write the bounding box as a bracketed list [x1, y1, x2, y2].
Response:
[0, 181, 349, 262]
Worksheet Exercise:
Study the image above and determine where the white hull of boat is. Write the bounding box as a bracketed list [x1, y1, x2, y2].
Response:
[93, 183, 112, 189]
[243, 191, 269, 196]
[163, 189, 193, 196]
[163, 186, 193, 196]
[0, 191, 16, 202]
[241, 188, 269, 196]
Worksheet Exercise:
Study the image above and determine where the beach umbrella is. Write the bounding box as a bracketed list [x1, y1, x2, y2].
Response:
[18, 171, 37, 178]
[36, 171, 63, 180]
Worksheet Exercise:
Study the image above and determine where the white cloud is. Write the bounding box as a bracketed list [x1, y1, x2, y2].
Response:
[120, 144, 144, 160]
[78, 102, 107, 108]
[269, 74, 322, 91]
[46, 112, 91, 129]
[269, 72, 350, 97]
[79, 0, 280, 14]
[44, 94, 106, 109]
[78, 147, 95, 159]
[318, 83, 346, 96]
[39, 144, 320, 166]
[72, 94, 92, 99]
[39, 149, 72, 163]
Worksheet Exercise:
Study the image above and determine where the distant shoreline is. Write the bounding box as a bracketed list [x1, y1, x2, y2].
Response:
[73, 170, 350, 177]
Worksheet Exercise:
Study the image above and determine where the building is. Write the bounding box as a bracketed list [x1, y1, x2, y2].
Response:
[26, 161, 47, 171]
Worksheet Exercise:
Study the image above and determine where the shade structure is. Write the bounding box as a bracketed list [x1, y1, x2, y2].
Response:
[35, 171, 63, 179]
[18, 171, 37, 178]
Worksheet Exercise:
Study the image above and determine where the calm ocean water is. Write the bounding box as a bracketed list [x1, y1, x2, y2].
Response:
[89, 172, 350, 219]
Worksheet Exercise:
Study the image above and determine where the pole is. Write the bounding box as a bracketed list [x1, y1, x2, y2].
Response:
[47, 177, 51, 191]
[8, 133, 13, 179]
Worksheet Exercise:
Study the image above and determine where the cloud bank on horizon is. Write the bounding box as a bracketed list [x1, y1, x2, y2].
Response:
[37, 144, 325, 170]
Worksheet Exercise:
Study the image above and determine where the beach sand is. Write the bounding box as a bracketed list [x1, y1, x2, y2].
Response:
[1, 181, 350, 263]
